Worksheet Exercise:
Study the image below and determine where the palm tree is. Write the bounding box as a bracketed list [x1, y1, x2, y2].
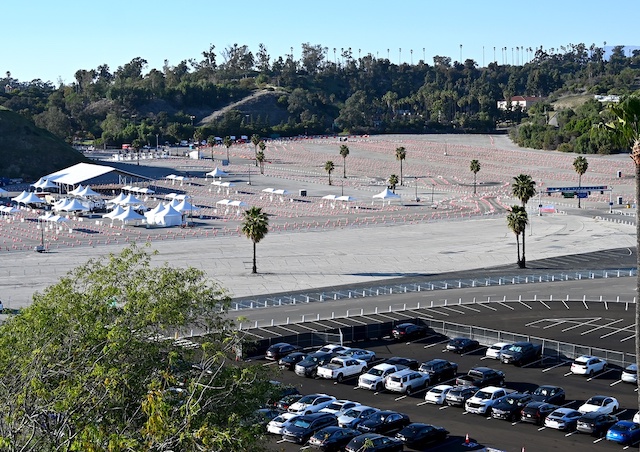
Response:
[573, 156, 589, 208]
[256, 150, 265, 174]
[507, 205, 528, 267]
[207, 136, 216, 161]
[241, 206, 269, 274]
[603, 95, 640, 404]
[470, 159, 481, 194]
[223, 136, 232, 163]
[388, 174, 399, 193]
[339, 144, 350, 178]
[251, 134, 261, 167]
[395, 147, 406, 185]
[324, 160, 335, 185]
[511, 174, 536, 268]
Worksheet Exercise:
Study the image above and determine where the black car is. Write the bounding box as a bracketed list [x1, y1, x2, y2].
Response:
[307, 426, 361, 451]
[419, 359, 458, 383]
[446, 337, 480, 354]
[391, 323, 427, 340]
[455, 367, 505, 387]
[577, 413, 619, 437]
[276, 394, 303, 412]
[279, 352, 308, 370]
[345, 433, 404, 452]
[295, 352, 335, 378]
[384, 356, 420, 371]
[531, 385, 565, 405]
[520, 402, 558, 425]
[396, 423, 449, 449]
[281, 412, 337, 444]
[491, 392, 533, 421]
[266, 381, 300, 407]
[356, 410, 411, 435]
[445, 385, 479, 407]
[266, 342, 302, 360]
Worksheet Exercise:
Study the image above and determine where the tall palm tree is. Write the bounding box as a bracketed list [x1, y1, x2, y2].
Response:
[395, 147, 406, 185]
[339, 145, 350, 178]
[241, 206, 269, 274]
[256, 151, 265, 174]
[603, 95, 640, 404]
[251, 134, 261, 167]
[506, 205, 528, 267]
[324, 160, 335, 185]
[223, 136, 232, 163]
[470, 159, 481, 195]
[388, 174, 399, 193]
[511, 174, 536, 268]
[573, 156, 589, 208]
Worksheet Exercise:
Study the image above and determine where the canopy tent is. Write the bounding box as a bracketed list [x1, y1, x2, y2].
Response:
[52, 198, 71, 211]
[118, 193, 144, 206]
[31, 178, 59, 191]
[38, 213, 69, 223]
[0, 205, 20, 214]
[322, 195, 338, 200]
[68, 184, 85, 195]
[215, 199, 232, 206]
[273, 189, 289, 196]
[75, 186, 102, 198]
[172, 198, 200, 213]
[205, 167, 229, 178]
[144, 202, 165, 222]
[15, 192, 45, 204]
[372, 188, 401, 205]
[59, 198, 90, 212]
[0, 187, 8, 196]
[123, 186, 155, 195]
[261, 188, 276, 194]
[11, 191, 29, 203]
[107, 193, 126, 205]
[336, 195, 356, 202]
[150, 204, 182, 227]
[102, 205, 125, 219]
[113, 206, 145, 224]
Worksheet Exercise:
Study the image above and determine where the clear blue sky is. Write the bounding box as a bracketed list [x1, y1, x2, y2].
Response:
[3, 0, 637, 84]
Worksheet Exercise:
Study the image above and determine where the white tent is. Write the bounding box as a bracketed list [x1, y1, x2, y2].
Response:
[153, 204, 182, 227]
[107, 193, 126, 205]
[60, 198, 90, 212]
[11, 191, 29, 202]
[52, 198, 71, 211]
[0, 187, 8, 196]
[337, 195, 356, 202]
[144, 202, 165, 223]
[75, 186, 101, 197]
[206, 167, 229, 179]
[262, 188, 276, 194]
[0, 205, 20, 214]
[173, 198, 200, 213]
[103, 205, 125, 219]
[322, 194, 338, 200]
[273, 189, 289, 196]
[68, 184, 85, 195]
[215, 199, 232, 206]
[17, 192, 45, 204]
[373, 188, 401, 204]
[31, 178, 59, 191]
[118, 193, 144, 206]
[113, 206, 145, 224]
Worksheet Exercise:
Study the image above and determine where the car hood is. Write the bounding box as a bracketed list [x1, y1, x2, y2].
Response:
[578, 404, 601, 414]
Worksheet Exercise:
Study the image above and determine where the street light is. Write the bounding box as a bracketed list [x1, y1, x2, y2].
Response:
[431, 184, 435, 203]
[155, 133, 159, 151]
[414, 177, 420, 202]
[247, 164, 252, 186]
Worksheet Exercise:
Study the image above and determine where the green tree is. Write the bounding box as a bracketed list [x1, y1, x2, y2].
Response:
[256, 150, 265, 174]
[573, 156, 589, 208]
[223, 135, 232, 163]
[511, 174, 537, 268]
[324, 160, 335, 185]
[506, 205, 528, 268]
[388, 174, 399, 193]
[241, 206, 269, 274]
[470, 159, 481, 194]
[395, 147, 406, 186]
[339, 144, 349, 178]
[0, 245, 273, 451]
[251, 133, 261, 166]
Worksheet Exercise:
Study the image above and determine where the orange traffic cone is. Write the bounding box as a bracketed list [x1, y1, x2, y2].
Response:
[465, 433, 470, 445]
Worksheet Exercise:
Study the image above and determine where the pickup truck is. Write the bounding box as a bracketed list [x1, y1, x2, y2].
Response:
[500, 342, 542, 366]
[358, 363, 407, 391]
[317, 357, 368, 382]
[455, 367, 505, 387]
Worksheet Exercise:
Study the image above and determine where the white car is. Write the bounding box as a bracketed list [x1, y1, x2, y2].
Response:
[266, 412, 298, 435]
[288, 394, 336, 415]
[319, 399, 360, 415]
[622, 364, 637, 384]
[633, 412, 640, 424]
[339, 348, 377, 363]
[337, 405, 380, 428]
[578, 395, 619, 414]
[316, 357, 368, 382]
[570, 355, 607, 376]
[485, 342, 512, 360]
[358, 363, 406, 391]
[424, 384, 453, 404]
[385, 368, 430, 395]
[464, 386, 507, 415]
[317, 344, 349, 354]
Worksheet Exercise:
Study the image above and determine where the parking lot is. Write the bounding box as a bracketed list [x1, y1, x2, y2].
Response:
[260, 334, 639, 452]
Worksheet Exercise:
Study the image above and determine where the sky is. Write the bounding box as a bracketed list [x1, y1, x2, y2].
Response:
[3, 0, 638, 85]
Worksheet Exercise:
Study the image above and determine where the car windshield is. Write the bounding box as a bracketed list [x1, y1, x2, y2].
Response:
[535, 387, 549, 396]
[368, 368, 385, 376]
[508, 345, 522, 353]
[325, 402, 343, 410]
[586, 397, 606, 406]
[272, 415, 286, 423]
[431, 388, 444, 394]
[343, 408, 360, 417]
[297, 395, 317, 404]
[476, 391, 492, 400]
[573, 358, 588, 365]
[292, 419, 311, 428]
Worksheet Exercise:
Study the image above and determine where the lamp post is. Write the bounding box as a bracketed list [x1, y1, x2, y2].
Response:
[248, 164, 252, 186]
[414, 177, 420, 202]
[155, 134, 159, 151]
[431, 184, 434, 203]
[341, 179, 344, 196]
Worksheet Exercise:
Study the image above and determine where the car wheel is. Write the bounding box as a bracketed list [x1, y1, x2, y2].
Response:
[376, 382, 383, 392]
[602, 364, 608, 372]
[405, 386, 413, 395]
[589, 369, 594, 377]
[337, 373, 344, 383]
[310, 369, 317, 378]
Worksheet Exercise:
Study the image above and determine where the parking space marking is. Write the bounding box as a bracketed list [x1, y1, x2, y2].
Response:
[621, 334, 635, 342]
[477, 303, 497, 311]
[525, 319, 548, 327]
[463, 346, 486, 356]
[496, 302, 515, 310]
[424, 339, 450, 349]
[565, 431, 576, 437]
[518, 300, 533, 310]
[416, 400, 428, 406]
[376, 313, 403, 321]
[460, 305, 481, 313]
[543, 321, 566, 329]
[563, 371, 573, 377]
[587, 368, 616, 381]
[562, 300, 570, 309]
[522, 357, 545, 368]
[593, 437, 605, 444]
[561, 317, 601, 332]
[537, 426, 546, 431]
[438, 405, 449, 410]
[580, 318, 624, 335]
[538, 301, 551, 310]
[610, 379, 623, 386]
[601, 324, 634, 338]
[441, 306, 466, 315]
[543, 361, 570, 373]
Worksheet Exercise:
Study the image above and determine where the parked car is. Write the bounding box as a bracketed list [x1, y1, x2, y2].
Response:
[391, 322, 427, 340]
[339, 348, 377, 363]
[500, 342, 542, 366]
[424, 385, 453, 405]
[279, 352, 308, 370]
[570, 355, 607, 376]
[621, 363, 637, 384]
[577, 413, 618, 436]
[396, 423, 448, 449]
[266, 342, 302, 360]
[317, 344, 349, 354]
[358, 363, 407, 391]
[578, 396, 619, 415]
[520, 402, 558, 425]
[544, 408, 582, 431]
[485, 342, 512, 360]
[356, 411, 411, 435]
[295, 352, 335, 378]
[464, 386, 507, 415]
[445, 385, 479, 407]
[345, 433, 404, 452]
[276, 394, 303, 412]
[446, 337, 480, 354]
[288, 394, 336, 415]
[320, 400, 360, 416]
[307, 426, 361, 451]
[490, 392, 533, 421]
[455, 367, 505, 387]
[531, 385, 565, 405]
[281, 412, 337, 444]
[317, 357, 368, 382]
[267, 412, 298, 435]
[384, 356, 420, 370]
[606, 421, 640, 445]
[384, 368, 430, 395]
[337, 406, 380, 429]
[418, 359, 458, 383]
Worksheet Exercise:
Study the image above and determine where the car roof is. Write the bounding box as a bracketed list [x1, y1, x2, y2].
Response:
[422, 358, 448, 364]
[491, 342, 511, 347]
[575, 355, 597, 361]
[389, 368, 417, 376]
[478, 386, 504, 392]
[431, 384, 454, 390]
[551, 407, 579, 415]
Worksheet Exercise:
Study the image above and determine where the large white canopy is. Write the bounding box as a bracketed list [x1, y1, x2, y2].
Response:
[0, 205, 20, 214]
[113, 206, 145, 223]
[373, 188, 401, 200]
[59, 198, 90, 212]
[75, 186, 101, 197]
[11, 191, 29, 202]
[31, 178, 59, 190]
[118, 193, 144, 206]
[172, 198, 200, 213]
[107, 193, 126, 204]
[150, 204, 182, 227]
[15, 192, 45, 204]
[102, 205, 125, 219]
[206, 167, 229, 178]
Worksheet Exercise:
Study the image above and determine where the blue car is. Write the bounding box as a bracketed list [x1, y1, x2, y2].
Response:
[606, 421, 640, 445]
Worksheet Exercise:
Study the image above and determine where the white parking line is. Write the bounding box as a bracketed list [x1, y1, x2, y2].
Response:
[525, 319, 548, 327]
[610, 379, 623, 387]
[537, 426, 546, 431]
[522, 357, 545, 368]
[441, 306, 466, 315]
[621, 334, 635, 342]
[593, 437, 605, 443]
[518, 300, 532, 310]
[496, 302, 515, 310]
[425, 339, 450, 349]
[581, 318, 624, 335]
[587, 368, 616, 381]
[601, 324, 634, 338]
[439, 405, 449, 410]
[563, 371, 573, 377]
[460, 305, 481, 313]
[561, 317, 601, 332]
[543, 361, 570, 373]
[565, 431, 576, 437]
[416, 400, 428, 406]
[561, 300, 569, 309]
[477, 303, 497, 311]
[395, 395, 406, 401]
[538, 301, 551, 309]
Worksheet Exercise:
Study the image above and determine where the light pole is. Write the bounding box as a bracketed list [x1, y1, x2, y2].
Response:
[431, 184, 434, 203]
[341, 179, 344, 196]
[414, 177, 420, 202]
[155, 133, 159, 151]
[609, 188, 613, 213]
[248, 164, 252, 186]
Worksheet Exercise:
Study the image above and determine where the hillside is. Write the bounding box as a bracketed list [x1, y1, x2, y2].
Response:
[200, 88, 290, 126]
[0, 107, 88, 182]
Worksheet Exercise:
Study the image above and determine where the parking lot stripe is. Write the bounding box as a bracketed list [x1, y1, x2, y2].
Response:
[561, 317, 601, 332]
[416, 401, 428, 406]
[593, 437, 605, 443]
[518, 300, 533, 310]
[477, 302, 497, 311]
[537, 426, 546, 431]
[439, 405, 448, 410]
[601, 323, 634, 338]
[442, 306, 466, 315]
[621, 334, 635, 342]
[543, 320, 566, 329]
[561, 300, 570, 309]
[425, 339, 450, 349]
[496, 302, 515, 310]
[460, 304, 481, 313]
[538, 301, 551, 309]
[580, 318, 624, 335]
[543, 361, 570, 373]
[525, 319, 547, 327]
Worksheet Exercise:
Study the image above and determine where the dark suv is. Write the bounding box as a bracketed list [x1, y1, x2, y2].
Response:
[491, 392, 533, 421]
[419, 359, 458, 383]
[281, 412, 337, 444]
[295, 352, 335, 378]
[455, 367, 505, 387]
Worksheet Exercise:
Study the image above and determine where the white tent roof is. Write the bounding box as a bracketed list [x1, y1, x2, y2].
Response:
[322, 194, 338, 200]
[52, 198, 72, 211]
[118, 193, 144, 205]
[206, 167, 229, 177]
[107, 193, 126, 204]
[173, 199, 200, 213]
[17, 192, 45, 204]
[337, 195, 356, 202]
[43, 163, 151, 186]
[373, 188, 401, 199]
[75, 186, 101, 197]
[216, 199, 232, 206]
[113, 206, 145, 222]
[0, 205, 20, 214]
[60, 198, 90, 212]
[68, 184, 85, 195]
[0, 187, 8, 195]
[11, 191, 29, 202]
[39, 214, 69, 223]
[103, 205, 125, 219]
[31, 178, 59, 190]
[273, 189, 289, 195]
[228, 200, 247, 207]
[262, 188, 276, 194]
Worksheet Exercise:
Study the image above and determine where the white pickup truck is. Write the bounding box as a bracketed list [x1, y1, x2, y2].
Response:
[317, 357, 368, 382]
[357, 363, 407, 391]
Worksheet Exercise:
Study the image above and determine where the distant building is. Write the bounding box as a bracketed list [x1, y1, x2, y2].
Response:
[594, 94, 620, 103]
[497, 96, 543, 111]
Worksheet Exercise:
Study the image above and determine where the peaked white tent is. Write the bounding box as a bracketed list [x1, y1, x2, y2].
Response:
[152, 204, 182, 226]
[107, 192, 126, 205]
[173, 198, 200, 213]
[113, 206, 145, 224]
[0, 187, 8, 196]
[75, 186, 101, 197]
[16, 192, 45, 204]
[118, 193, 144, 206]
[373, 188, 401, 205]
[11, 191, 29, 202]
[31, 178, 59, 191]
[206, 167, 229, 179]
[60, 198, 90, 212]
[103, 205, 125, 219]
[144, 202, 165, 222]
[68, 184, 85, 195]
